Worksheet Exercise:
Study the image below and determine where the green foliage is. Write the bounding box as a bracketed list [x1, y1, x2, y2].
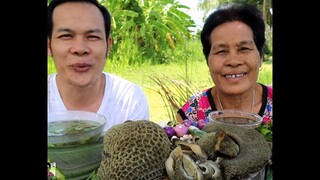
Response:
[257, 123, 272, 141]
[48, 57, 56, 75]
[258, 60, 272, 85]
[99, 0, 196, 65]
[264, 26, 273, 61]
[108, 38, 145, 66]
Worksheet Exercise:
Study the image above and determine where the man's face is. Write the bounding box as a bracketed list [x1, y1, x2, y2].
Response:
[48, 2, 111, 87]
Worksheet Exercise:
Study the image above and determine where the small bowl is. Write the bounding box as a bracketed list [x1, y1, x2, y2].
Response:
[48, 110, 106, 147]
[208, 110, 262, 129]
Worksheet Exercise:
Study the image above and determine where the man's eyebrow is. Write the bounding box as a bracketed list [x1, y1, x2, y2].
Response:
[87, 28, 103, 34]
[56, 27, 72, 33]
[55, 28, 103, 34]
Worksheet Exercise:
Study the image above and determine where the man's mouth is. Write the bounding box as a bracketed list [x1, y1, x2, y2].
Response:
[71, 64, 91, 72]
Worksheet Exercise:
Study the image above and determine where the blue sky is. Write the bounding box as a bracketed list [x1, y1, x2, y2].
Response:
[176, 0, 204, 32]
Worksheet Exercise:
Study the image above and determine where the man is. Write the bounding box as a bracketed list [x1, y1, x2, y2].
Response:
[47, 0, 150, 132]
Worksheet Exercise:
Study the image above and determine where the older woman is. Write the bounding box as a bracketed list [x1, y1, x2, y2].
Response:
[177, 3, 272, 127]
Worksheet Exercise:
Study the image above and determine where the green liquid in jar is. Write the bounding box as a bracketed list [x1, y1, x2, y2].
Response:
[48, 120, 100, 136]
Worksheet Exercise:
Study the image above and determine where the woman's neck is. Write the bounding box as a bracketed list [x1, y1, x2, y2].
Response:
[213, 86, 257, 113]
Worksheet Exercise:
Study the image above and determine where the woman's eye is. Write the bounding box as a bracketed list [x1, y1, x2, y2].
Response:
[214, 50, 227, 55]
[239, 47, 252, 53]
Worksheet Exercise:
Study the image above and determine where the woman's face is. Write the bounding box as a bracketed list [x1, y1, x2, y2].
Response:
[208, 21, 261, 95]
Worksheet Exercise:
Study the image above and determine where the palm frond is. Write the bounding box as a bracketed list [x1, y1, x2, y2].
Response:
[148, 74, 199, 124]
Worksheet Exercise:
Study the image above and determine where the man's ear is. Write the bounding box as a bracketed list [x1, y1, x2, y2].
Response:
[48, 38, 52, 56]
[106, 36, 112, 54]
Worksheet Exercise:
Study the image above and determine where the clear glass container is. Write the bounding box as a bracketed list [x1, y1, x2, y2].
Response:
[208, 110, 262, 129]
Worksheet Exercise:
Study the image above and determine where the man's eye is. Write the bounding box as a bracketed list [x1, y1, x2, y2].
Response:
[58, 34, 72, 39]
[88, 36, 101, 40]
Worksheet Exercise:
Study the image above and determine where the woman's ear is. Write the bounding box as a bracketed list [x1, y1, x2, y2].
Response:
[259, 57, 263, 70]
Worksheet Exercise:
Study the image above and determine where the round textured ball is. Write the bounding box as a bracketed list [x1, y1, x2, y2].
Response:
[97, 120, 171, 179]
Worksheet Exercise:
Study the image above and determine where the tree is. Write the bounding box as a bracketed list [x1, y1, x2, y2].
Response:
[99, 0, 197, 64]
[196, 0, 272, 29]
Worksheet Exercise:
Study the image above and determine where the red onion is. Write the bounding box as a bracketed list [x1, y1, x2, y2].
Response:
[173, 124, 189, 137]
[197, 119, 207, 129]
[163, 126, 176, 139]
[183, 119, 194, 127]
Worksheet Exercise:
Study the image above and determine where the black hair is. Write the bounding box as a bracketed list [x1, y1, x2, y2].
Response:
[200, 3, 265, 64]
[47, 0, 111, 40]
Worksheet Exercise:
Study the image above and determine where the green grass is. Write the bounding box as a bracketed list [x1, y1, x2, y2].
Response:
[48, 58, 272, 124]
